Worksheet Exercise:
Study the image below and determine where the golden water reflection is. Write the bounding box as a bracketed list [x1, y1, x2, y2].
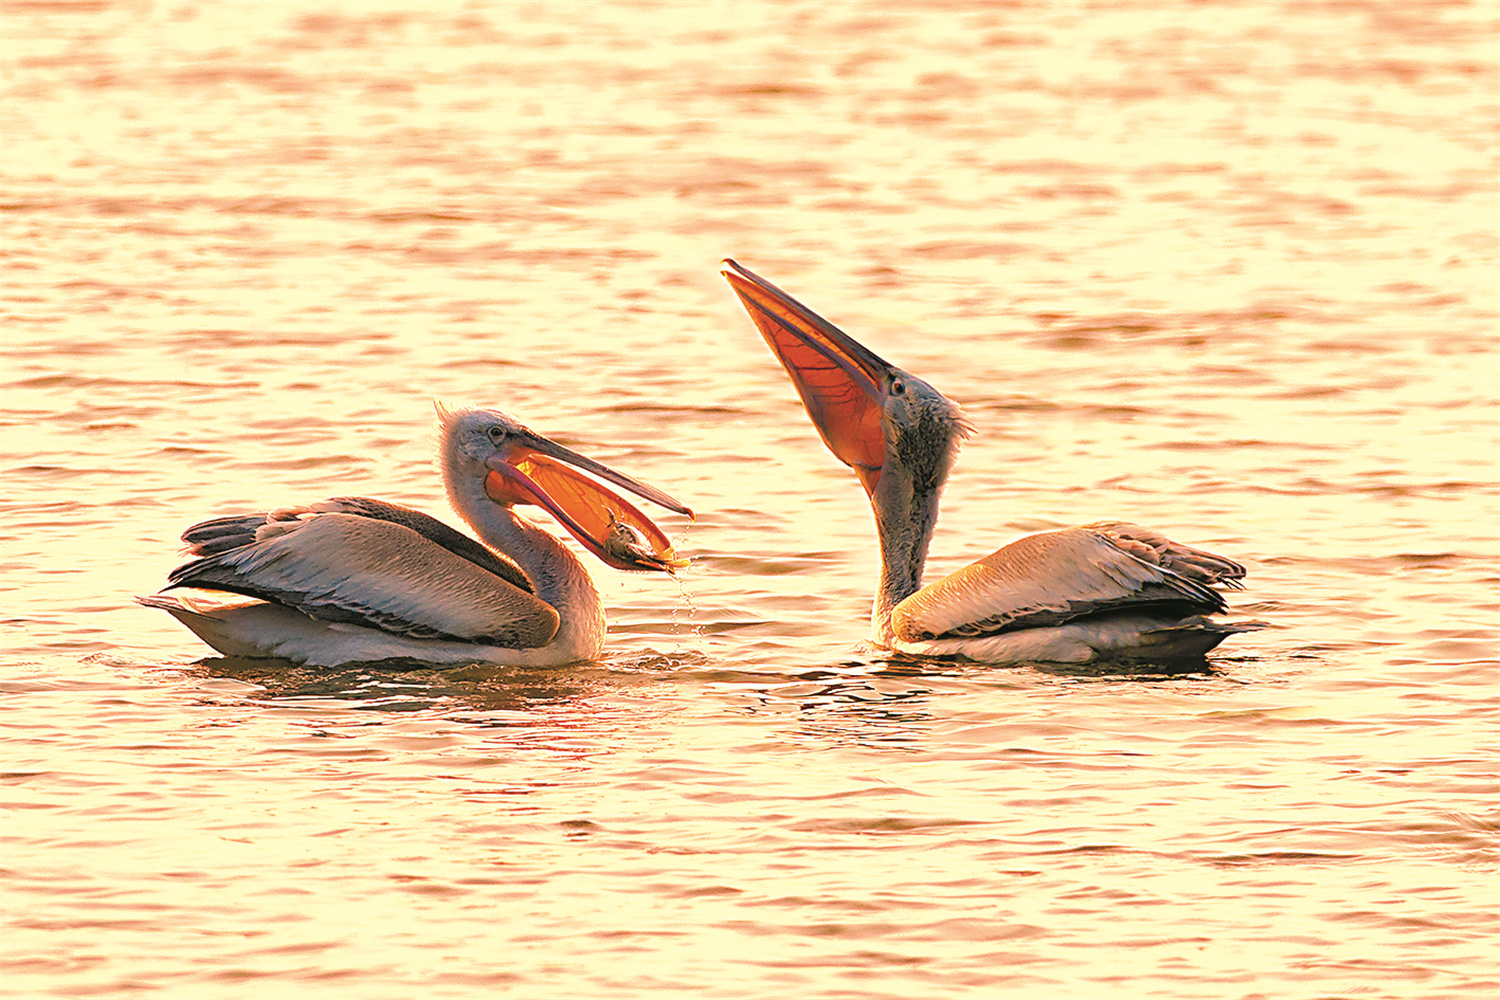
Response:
[2, 1, 1496, 997]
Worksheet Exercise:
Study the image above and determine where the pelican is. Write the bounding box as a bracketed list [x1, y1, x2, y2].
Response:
[139, 404, 692, 666]
[721, 259, 1261, 666]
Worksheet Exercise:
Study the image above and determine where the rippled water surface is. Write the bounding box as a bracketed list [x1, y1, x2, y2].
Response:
[3, 2, 1498, 997]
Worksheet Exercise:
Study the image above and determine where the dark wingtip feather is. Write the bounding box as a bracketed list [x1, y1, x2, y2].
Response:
[179, 513, 269, 555]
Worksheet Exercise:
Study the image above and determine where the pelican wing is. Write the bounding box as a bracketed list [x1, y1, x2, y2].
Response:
[180, 497, 537, 594]
[1079, 521, 1247, 590]
[167, 509, 560, 648]
[891, 526, 1231, 642]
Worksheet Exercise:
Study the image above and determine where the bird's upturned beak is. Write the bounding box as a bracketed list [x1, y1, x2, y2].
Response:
[720, 258, 893, 496]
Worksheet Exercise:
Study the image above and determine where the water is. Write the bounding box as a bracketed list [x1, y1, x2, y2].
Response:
[3, 1, 1497, 997]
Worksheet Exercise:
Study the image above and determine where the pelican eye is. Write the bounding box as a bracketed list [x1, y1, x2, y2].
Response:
[487, 426, 506, 442]
[891, 379, 906, 396]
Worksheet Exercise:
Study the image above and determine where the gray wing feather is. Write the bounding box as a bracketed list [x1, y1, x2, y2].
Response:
[1081, 521, 1247, 590]
[180, 497, 535, 594]
[167, 510, 559, 648]
[892, 525, 1239, 642]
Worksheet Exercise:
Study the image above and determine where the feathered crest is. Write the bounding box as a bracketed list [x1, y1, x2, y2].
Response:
[433, 399, 474, 431]
[948, 398, 976, 443]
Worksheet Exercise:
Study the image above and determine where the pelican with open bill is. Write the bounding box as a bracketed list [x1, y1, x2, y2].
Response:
[139, 404, 692, 666]
[721, 258, 1263, 666]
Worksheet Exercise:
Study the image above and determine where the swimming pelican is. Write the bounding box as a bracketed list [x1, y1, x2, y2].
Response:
[139, 404, 692, 666]
[721, 259, 1260, 665]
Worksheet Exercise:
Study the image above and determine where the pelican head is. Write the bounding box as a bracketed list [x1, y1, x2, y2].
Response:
[719, 259, 972, 495]
[720, 259, 974, 627]
[436, 403, 692, 572]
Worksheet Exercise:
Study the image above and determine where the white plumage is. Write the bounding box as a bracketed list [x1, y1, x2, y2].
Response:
[722, 259, 1261, 666]
[141, 406, 692, 667]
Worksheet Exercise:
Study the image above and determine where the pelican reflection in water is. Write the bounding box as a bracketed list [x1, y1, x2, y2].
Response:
[722, 259, 1262, 666]
[141, 405, 692, 666]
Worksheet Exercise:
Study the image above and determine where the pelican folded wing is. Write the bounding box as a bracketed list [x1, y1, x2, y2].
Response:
[167, 512, 560, 648]
[890, 527, 1228, 642]
[1081, 520, 1248, 590]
